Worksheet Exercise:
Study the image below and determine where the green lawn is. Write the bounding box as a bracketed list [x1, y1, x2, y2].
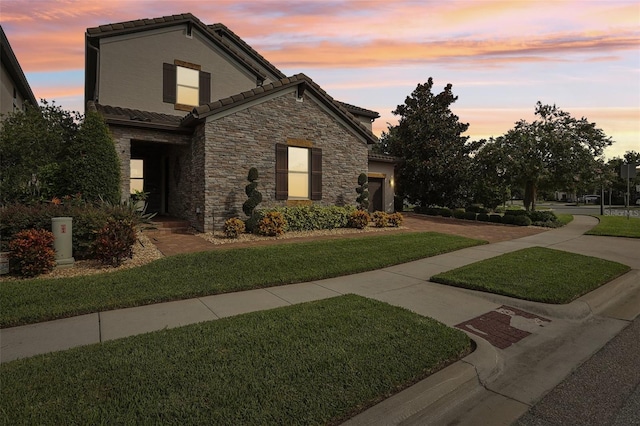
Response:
[431, 247, 630, 303]
[586, 215, 640, 238]
[0, 232, 484, 328]
[555, 213, 573, 225]
[0, 295, 471, 425]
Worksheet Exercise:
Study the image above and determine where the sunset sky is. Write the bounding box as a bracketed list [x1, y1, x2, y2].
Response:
[2, 0, 638, 159]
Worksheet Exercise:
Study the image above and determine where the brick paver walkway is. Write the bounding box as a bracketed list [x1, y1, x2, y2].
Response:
[145, 213, 547, 257]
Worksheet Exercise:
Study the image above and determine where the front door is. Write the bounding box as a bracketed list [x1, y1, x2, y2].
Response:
[369, 178, 384, 212]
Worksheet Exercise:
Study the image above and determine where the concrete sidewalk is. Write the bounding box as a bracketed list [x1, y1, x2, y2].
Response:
[1, 215, 639, 425]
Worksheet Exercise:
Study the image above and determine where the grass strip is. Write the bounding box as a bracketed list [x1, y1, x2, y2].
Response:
[0, 232, 483, 328]
[0, 295, 472, 425]
[585, 215, 640, 238]
[431, 247, 630, 304]
[555, 213, 573, 226]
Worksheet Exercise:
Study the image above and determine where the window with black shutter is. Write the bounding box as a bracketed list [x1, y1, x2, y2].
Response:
[162, 61, 211, 110]
[275, 143, 322, 201]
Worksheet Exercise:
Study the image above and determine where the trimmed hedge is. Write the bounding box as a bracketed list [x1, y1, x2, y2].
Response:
[477, 213, 490, 222]
[463, 212, 477, 221]
[514, 215, 532, 226]
[252, 205, 355, 232]
[489, 214, 502, 223]
[501, 214, 516, 225]
[504, 209, 528, 217]
[439, 208, 452, 218]
[452, 209, 466, 219]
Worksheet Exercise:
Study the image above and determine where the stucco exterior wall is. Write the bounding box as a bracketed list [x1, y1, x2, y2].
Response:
[201, 91, 369, 231]
[98, 26, 257, 114]
[0, 65, 27, 116]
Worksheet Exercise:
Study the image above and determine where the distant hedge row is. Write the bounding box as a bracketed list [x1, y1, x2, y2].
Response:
[414, 206, 561, 228]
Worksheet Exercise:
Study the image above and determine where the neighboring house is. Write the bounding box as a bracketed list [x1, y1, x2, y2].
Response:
[0, 25, 37, 117]
[85, 13, 395, 231]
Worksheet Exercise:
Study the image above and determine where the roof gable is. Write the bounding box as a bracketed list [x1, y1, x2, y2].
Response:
[86, 13, 267, 81]
[184, 74, 378, 145]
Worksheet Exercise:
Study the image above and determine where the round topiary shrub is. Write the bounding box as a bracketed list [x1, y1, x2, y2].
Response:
[348, 210, 370, 229]
[388, 212, 404, 227]
[463, 211, 477, 221]
[501, 214, 516, 225]
[513, 215, 532, 226]
[9, 229, 56, 277]
[489, 214, 502, 223]
[372, 211, 389, 228]
[223, 218, 246, 238]
[477, 213, 490, 222]
[257, 211, 286, 236]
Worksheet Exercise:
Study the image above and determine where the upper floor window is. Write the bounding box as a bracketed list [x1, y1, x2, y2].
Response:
[176, 66, 200, 107]
[163, 60, 211, 111]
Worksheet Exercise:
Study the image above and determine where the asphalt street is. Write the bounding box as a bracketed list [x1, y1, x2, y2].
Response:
[516, 317, 640, 426]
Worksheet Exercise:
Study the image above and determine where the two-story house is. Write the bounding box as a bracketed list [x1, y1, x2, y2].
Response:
[1, 26, 37, 117]
[85, 13, 395, 231]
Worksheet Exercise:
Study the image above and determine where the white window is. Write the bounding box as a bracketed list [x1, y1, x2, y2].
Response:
[176, 66, 199, 107]
[288, 146, 310, 199]
[130, 159, 144, 194]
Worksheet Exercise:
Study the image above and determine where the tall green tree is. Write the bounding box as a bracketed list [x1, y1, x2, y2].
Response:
[471, 137, 510, 209]
[58, 110, 121, 204]
[0, 101, 80, 203]
[380, 78, 480, 208]
[1, 101, 120, 204]
[498, 102, 612, 211]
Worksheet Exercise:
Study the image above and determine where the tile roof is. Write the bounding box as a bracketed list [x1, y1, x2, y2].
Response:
[89, 101, 188, 132]
[368, 151, 399, 163]
[185, 74, 378, 144]
[209, 23, 286, 81]
[338, 102, 380, 119]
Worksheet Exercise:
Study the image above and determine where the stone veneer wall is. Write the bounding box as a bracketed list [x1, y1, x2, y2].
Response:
[201, 91, 369, 231]
[109, 124, 191, 206]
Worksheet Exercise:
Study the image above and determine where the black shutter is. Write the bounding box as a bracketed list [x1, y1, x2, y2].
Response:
[199, 71, 211, 105]
[163, 63, 176, 103]
[311, 147, 322, 200]
[275, 144, 288, 200]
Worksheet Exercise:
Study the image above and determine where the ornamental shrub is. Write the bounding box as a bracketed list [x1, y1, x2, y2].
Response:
[463, 211, 477, 221]
[388, 212, 404, 227]
[501, 214, 516, 225]
[527, 210, 558, 223]
[242, 167, 263, 218]
[477, 213, 490, 222]
[513, 215, 532, 226]
[223, 218, 246, 238]
[439, 208, 452, 217]
[425, 207, 440, 216]
[489, 214, 502, 223]
[504, 209, 528, 217]
[93, 218, 137, 267]
[453, 208, 466, 219]
[348, 210, 370, 229]
[8, 229, 57, 277]
[372, 211, 389, 228]
[466, 204, 489, 214]
[257, 211, 286, 236]
[356, 173, 369, 210]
